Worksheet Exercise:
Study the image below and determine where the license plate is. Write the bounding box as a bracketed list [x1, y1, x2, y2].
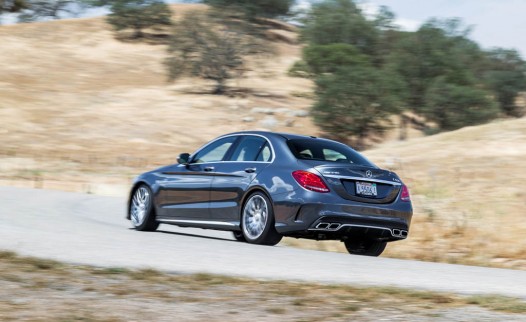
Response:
[356, 182, 377, 196]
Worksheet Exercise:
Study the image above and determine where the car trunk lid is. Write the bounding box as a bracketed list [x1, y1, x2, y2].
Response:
[314, 164, 402, 204]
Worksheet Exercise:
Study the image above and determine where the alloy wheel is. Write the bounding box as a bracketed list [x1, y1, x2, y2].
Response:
[130, 186, 150, 227]
[243, 194, 268, 240]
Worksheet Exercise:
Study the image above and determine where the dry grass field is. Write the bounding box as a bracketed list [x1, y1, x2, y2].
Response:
[1, 251, 525, 321]
[285, 118, 526, 269]
[0, 4, 316, 193]
[1, 4, 525, 269]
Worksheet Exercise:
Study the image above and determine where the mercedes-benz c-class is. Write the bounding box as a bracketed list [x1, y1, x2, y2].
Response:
[128, 131, 413, 256]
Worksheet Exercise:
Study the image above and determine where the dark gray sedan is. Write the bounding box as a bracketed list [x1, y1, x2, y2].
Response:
[128, 131, 413, 256]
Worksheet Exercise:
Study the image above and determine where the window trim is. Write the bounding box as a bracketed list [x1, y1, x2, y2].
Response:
[189, 134, 276, 164]
[230, 136, 271, 163]
[255, 142, 272, 162]
[286, 138, 376, 167]
[190, 135, 239, 164]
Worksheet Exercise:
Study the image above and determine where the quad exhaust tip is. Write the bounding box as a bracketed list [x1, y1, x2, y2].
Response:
[315, 222, 341, 230]
[391, 229, 408, 238]
[315, 222, 408, 238]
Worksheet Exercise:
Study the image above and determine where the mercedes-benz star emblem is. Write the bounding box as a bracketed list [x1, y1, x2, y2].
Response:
[365, 170, 373, 178]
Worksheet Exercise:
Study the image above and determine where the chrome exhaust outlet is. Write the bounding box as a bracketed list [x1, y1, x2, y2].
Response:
[391, 229, 408, 238]
[315, 222, 341, 230]
[310, 223, 402, 236]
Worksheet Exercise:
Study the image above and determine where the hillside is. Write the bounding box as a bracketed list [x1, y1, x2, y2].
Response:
[0, 4, 316, 193]
[283, 118, 526, 269]
[1, 5, 525, 269]
[370, 118, 526, 266]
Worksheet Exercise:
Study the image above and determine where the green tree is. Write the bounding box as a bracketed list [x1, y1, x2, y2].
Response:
[82, 0, 110, 5]
[302, 43, 370, 75]
[17, 0, 77, 22]
[423, 76, 499, 130]
[374, 5, 403, 65]
[387, 19, 506, 132]
[0, 0, 28, 13]
[296, 1, 406, 145]
[165, 11, 250, 94]
[203, 0, 295, 20]
[301, 0, 378, 58]
[106, 0, 172, 38]
[312, 65, 401, 149]
[388, 18, 489, 116]
[297, 4, 508, 138]
[374, 5, 396, 31]
[483, 48, 526, 117]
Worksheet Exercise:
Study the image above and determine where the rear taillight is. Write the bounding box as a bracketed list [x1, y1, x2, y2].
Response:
[400, 185, 411, 202]
[292, 170, 330, 193]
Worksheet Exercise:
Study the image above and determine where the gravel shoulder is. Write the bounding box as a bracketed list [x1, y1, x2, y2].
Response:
[1, 251, 525, 322]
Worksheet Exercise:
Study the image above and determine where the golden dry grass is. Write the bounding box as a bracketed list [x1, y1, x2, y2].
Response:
[285, 118, 526, 269]
[1, 251, 525, 321]
[1, 5, 525, 269]
[0, 4, 316, 193]
[368, 118, 526, 267]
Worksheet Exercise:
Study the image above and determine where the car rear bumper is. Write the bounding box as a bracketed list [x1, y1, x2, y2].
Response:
[273, 199, 413, 241]
[307, 215, 409, 241]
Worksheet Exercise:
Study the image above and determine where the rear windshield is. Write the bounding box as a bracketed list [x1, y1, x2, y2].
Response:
[287, 138, 375, 167]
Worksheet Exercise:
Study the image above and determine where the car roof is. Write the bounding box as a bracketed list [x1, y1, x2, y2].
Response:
[225, 131, 317, 141]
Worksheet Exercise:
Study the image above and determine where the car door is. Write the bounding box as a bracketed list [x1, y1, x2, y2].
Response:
[209, 135, 273, 222]
[155, 136, 238, 220]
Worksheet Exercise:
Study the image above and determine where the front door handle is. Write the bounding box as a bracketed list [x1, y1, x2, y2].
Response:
[204, 166, 215, 172]
[244, 167, 256, 173]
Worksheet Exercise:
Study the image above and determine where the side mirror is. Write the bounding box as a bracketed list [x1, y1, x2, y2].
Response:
[177, 153, 190, 165]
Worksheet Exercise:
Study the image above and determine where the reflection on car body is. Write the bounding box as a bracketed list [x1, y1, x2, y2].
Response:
[128, 131, 413, 256]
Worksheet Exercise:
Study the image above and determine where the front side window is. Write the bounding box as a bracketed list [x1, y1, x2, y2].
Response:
[192, 136, 237, 163]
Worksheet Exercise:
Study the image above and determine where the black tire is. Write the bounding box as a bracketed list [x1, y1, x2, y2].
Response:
[129, 184, 159, 232]
[233, 231, 246, 242]
[241, 191, 282, 246]
[344, 238, 387, 257]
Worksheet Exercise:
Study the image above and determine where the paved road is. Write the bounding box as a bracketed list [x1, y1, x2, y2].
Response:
[1, 186, 525, 298]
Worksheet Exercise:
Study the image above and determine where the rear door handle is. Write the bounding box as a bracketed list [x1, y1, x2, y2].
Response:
[244, 167, 256, 173]
[204, 166, 215, 172]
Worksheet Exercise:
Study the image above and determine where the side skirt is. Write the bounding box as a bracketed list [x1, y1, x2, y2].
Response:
[157, 219, 240, 231]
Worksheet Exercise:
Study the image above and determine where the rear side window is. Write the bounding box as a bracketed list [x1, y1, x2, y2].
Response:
[230, 136, 272, 162]
[256, 143, 272, 162]
[287, 139, 375, 167]
[323, 149, 347, 161]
